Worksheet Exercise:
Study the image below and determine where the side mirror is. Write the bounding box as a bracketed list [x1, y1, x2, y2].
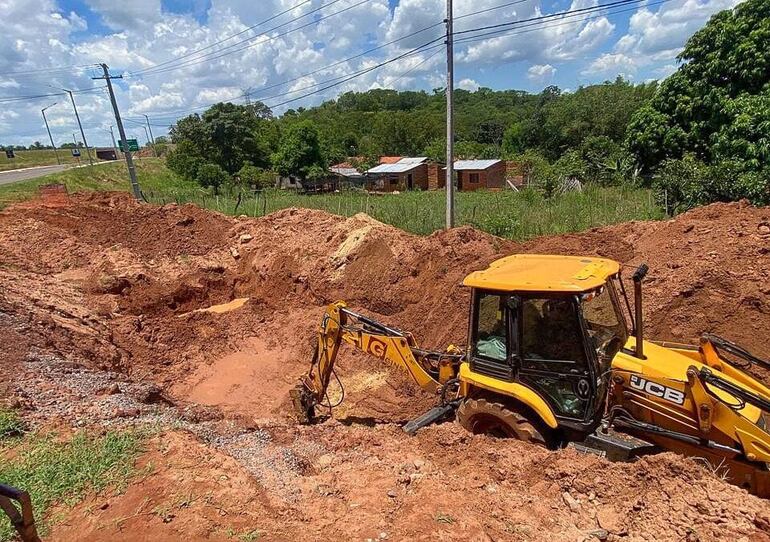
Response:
[632, 263, 649, 283]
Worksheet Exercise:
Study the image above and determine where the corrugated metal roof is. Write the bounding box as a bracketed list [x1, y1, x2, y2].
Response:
[398, 157, 427, 165]
[367, 157, 428, 174]
[330, 166, 363, 177]
[367, 163, 420, 173]
[454, 159, 501, 170]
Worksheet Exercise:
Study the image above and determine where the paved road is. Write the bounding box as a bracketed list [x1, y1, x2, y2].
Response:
[0, 164, 70, 186]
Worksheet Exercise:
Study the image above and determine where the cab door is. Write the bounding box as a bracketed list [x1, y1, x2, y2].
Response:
[469, 291, 514, 381]
[514, 296, 595, 422]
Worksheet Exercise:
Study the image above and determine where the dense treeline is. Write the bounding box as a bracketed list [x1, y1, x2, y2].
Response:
[166, 78, 654, 192]
[165, 0, 768, 210]
[279, 79, 655, 165]
[625, 0, 770, 211]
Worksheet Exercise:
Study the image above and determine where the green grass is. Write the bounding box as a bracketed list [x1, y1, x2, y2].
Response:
[0, 410, 25, 440]
[143, 182, 663, 240]
[0, 158, 665, 240]
[0, 414, 143, 540]
[0, 150, 96, 172]
[0, 158, 186, 209]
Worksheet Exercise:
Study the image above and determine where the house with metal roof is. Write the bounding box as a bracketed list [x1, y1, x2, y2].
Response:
[329, 161, 365, 188]
[454, 159, 505, 191]
[366, 157, 429, 192]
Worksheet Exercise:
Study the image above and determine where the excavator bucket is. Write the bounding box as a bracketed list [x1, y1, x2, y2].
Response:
[290, 382, 316, 424]
[0, 483, 41, 542]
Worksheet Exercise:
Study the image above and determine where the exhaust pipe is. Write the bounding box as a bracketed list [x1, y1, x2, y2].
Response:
[632, 264, 649, 359]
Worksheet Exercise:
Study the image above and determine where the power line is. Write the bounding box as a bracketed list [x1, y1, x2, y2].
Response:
[127, 0, 314, 77]
[0, 64, 99, 78]
[264, 38, 444, 109]
[120, 2, 544, 119]
[257, 0, 652, 110]
[455, 0, 530, 20]
[130, 0, 367, 78]
[454, 0, 644, 37]
[453, 0, 667, 45]
[248, 43, 444, 105]
[0, 86, 105, 104]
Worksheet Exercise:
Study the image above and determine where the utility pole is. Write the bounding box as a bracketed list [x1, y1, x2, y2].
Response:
[64, 89, 94, 165]
[94, 63, 142, 200]
[109, 125, 120, 159]
[139, 125, 153, 156]
[445, 0, 455, 229]
[72, 133, 81, 165]
[41, 102, 60, 165]
[143, 114, 157, 157]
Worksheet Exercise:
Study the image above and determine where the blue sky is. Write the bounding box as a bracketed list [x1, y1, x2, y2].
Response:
[0, 0, 740, 146]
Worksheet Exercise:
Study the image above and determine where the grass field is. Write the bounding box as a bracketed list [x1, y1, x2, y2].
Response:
[0, 158, 665, 240]
[0, 149, 100, 172]
[0, 410, 143, 540]
[0, 158, 186, 208]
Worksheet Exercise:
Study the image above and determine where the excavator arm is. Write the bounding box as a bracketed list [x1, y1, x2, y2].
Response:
[291, 301, 462, 423]
[0, 483, 41, 542]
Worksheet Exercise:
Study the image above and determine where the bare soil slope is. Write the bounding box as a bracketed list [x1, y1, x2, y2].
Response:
[2, 192, 770, 541]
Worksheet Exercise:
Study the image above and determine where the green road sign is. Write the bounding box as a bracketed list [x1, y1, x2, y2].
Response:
[119, 139, 140, 152]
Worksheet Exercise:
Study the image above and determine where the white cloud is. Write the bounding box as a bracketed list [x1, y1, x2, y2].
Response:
[582, 53, 637, 77]
[458, 78, 479, 92]
[84, 0, 162, 30]
[0, 0, 742, 146]
[611, 0, 743, 62]
[527, 64, 556, 82]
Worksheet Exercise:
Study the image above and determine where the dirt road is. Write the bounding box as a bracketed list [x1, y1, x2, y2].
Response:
[2, 191, 770, 541]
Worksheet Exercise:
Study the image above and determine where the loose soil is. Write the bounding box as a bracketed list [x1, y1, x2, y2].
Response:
[2, 192, 770, 541]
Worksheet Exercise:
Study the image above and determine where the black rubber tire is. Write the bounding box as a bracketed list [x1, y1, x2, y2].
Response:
[456, 398, 549, 447]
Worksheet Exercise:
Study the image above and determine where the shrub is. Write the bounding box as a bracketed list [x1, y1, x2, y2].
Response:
[237, 164, 275, 190]
[196, 163, 230, 193]
[652, 155, 770, 213]
[166, 140, 204, 182]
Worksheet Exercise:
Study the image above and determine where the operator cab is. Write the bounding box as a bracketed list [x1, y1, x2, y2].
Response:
[463, 255, 629, 433]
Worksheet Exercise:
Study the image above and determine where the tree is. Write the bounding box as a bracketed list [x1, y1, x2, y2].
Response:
[237, 163, 274, 190]
[166, 140, 205, 182]
[202, 102, 272, 173]
[625, 0, 770, 183]
[501, 123, 525, 157]
[272, 121, 326, 180]
[196, 163, 229, 193]
[169, 102, 275, 176]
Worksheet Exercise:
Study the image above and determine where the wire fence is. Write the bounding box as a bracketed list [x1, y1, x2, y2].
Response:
[141, 183, 666, 240]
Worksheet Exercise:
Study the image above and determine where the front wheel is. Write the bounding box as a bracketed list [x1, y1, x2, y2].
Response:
[456, 398, 552, 447]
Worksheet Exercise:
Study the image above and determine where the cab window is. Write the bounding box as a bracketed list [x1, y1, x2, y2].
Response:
[581, 285, 627, 370]
[520, 297, 586, 369]
[474, 292, 508, 361]
[519, 296, 590, 419]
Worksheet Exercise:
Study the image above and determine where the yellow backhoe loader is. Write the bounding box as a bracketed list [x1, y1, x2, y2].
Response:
[292, 254, 770, 497]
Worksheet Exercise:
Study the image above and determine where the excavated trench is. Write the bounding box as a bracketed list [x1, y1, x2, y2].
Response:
[2, 192, 770, 541]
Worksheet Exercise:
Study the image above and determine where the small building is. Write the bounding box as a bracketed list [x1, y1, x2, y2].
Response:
[427, 161, 445, 190]
[329, 161, 365, 189]
[454, 159, 505, 191]
[95, 148, 118, 161]
[366, 157, 429, 192]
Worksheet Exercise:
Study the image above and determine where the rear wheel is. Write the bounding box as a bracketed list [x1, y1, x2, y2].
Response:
[457, 398, 550, 447]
